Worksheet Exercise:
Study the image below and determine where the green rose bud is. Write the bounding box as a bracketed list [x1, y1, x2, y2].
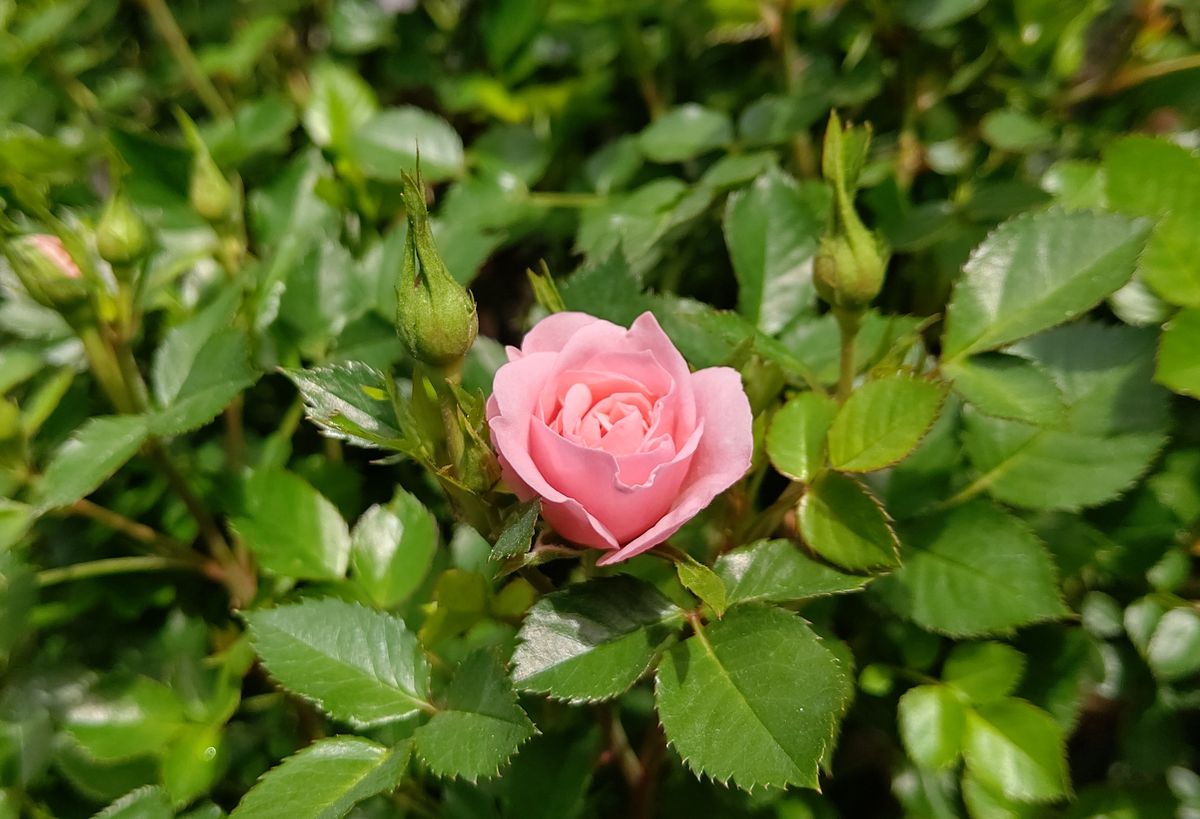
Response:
[396, 172, 478, 367]
[814, 111, 888, 310]
[5, 234, 89, 314]
[190, 148, 236, 224]
[96, 191, 149, 266]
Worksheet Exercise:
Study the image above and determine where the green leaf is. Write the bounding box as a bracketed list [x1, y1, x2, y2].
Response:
[488, 499, 540, 576]
[93, 786, 173, 819]
[655, 605, 852, 790]
[980, 109, 1054, 153]
[1157, 308, 1200, 398]
[767, 391, 837, 482]
[36, 415, 150, 511]
[413, 651, 535, 781]
[230, 736, 408, 819]
[302, 60, 377, 150]
[637, 104, 733, 163]
[897, 685, 965, 769]
[715, 539, 871, 605]
[161, 723, 223, 805]
[350, 489, 438, 609]
[962, 412, 1165, 511]
[900, 0, 987, 29]
[674, 555, 728, 618]
[0, 550, 35, 665]
[244, 598, 431, 726]
[961, 773, 1041, 819]
[963, 699, 1070, 803]
[151, 288, 239, 408]
[943, 354, 1066, 426]
[151, 330, 257, 437]
[1146, 608, 1200, 682]
[231, 469, 351, 580]
[827, 376, 946, 472]
[798, 472, 899, 571]
[500, 729, 599, 819]
[723, 169, 828, 333]
[349, 107, 464, 182]
[941, 210, 1149, 361]
[283, 361, 404, 450]
[1104, 136, 1200, 306]
[875, 501, 1067, 636]
[512, 576, 685, 703]
[942, 642, 1025, 703]
[64, 676, 187, 762]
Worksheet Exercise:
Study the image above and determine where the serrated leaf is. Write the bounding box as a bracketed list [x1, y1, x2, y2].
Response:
[151, 330, 257, 437]
[36, 415, 150, 511]
[897, 685, 965, 769]
[1104, 135, 1200, 307]
[674, 555, 728, 618]
[715, 539, 871, 605]
[723, 169, 828, 333]
[941, 210, 1149, 360]
[798, 472, 899, 571]
[413, 651, 535, 781]
[92, 786, 173, 819]
[766, 391, 837, 482]
[64, 676, 187, 762]
[961, 772, 1041, 819]
[244, 599, 431, 727]
[151, 288, 240, 407]
[230, 736, 407, 819]
[943, 642, 1025, 703]
[512, 576, 685, 703]
[231, 469, 351, 580]
[655, 605, 852, 790]
[875, 501, 1067, 636]
[637, 104, 732, 163]
[283, 361, 404, 450]
[350, 489, 438, 609]
[488, 499, 539, 576]
[963, 699, 1070, 803]
[961, 412, 1165, 511]
[1157, 308, 1200, 399]
[827, 376, 945, 472]
[161, 723, 223, 805]
[943, 354, 1065, 426]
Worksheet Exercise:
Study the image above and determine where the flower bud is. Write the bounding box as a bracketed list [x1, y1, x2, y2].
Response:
[190, 149, 236, 224]
[5, 234, 89, 313]
[814, 111, 888, 310]
[96, 191, 149, 266]
[813, 231, 887, 309]
[396, 172, 478, 367]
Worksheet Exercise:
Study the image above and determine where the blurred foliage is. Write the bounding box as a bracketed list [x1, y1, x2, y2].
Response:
[2, 0, 1200, 817]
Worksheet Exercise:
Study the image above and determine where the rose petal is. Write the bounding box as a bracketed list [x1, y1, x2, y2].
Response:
[626, 312, 697, 439]
[595, 366, 752, 565]
[528, 418, 699, 543]
[521, 312, 618, 356]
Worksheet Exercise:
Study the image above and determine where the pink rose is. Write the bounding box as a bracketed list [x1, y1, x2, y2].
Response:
[29, 235, 82, 279]
[486, 311, 753, 566]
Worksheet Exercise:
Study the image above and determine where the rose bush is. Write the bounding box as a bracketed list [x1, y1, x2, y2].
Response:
[487, 311, 753, 564]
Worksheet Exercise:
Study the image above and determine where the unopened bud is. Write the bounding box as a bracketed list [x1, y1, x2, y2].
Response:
[396, 172, 478, 367]
[813, 231, 887, 309]
[96, 191, 149, 266]
[6, 235, 89, 313]
[190, 149, 235, 224]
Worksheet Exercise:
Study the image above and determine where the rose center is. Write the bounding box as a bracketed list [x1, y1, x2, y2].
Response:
[551, 382, 659, 456]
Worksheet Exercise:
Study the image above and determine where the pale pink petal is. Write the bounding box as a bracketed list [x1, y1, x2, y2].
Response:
[521, 312, 619, 355]
[529, 420, 691, 543]
[626, 312, 697, 438]
[596, 366, 752, 565]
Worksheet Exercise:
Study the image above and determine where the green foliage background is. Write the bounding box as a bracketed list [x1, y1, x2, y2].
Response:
[2, 0, 1200, 817]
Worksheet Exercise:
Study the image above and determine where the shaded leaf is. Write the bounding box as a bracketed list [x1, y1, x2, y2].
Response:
[798, 472, 899, 570]
[827, 376, 945, 472]
[37, 415, 151, 511]
[766, 391, 837, 482]
[715, 539, 871, 605]
[963, 699, 1070, 803]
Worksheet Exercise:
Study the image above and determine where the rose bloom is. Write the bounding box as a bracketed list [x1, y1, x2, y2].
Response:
[486, 311, 753, 565]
